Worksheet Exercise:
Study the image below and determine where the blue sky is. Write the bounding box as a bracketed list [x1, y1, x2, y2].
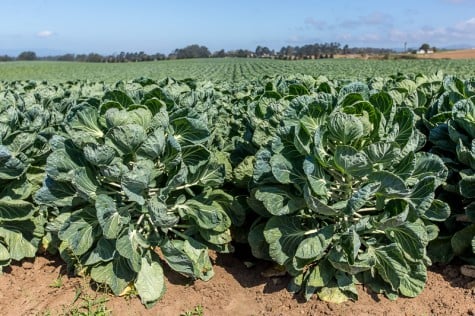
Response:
[1, 0, 475, 55]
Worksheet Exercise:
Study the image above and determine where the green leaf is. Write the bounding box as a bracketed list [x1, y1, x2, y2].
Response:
[451, 224, 475, 256]
[66, 106, 104, 138]
[116, 230, 147, 273]
[147, 196, 179, 228]
[406, 177, 435, 213]
[182, 199, 230, 232]
[89, 257, 134, 295]
[0, 227, 37, 260]
[341, 229, 361, 264]
[385, 223, 428, 261]
[295, 225, 334, 260]
[307, 259, 335, 288]
[137, 128, 166, 160]
[96, 194, 130, 239]
[181, 144, 210, 174]
[45, 147, 81, 182]
[121, 161, 153, 205]
[0, 243, 10, 263]
[399, 262, 426, 297]
[264, 215, 308, 266]
[346, 183, 380, 215]
[364, 142, 401, 165]
[270, 153, 302, 184]
[254, 186, 306, 216]
[460, 175, 475, 198]
[368, 171, 407, 194]
[318, 283, 350, 303]
[73, 167, 99, 201]
[427, 237, 454, 264]
[135, 256, 166, 308]
[423, 199, 450, 222]
[161, 238, 214, 281]
[304, 185, 337, 216]
[336, 271, 358, 300]
[327, 248, 372, 274]
[58, 208, 98, 256]
[0, 199, 34, 221]
[0, 147, 27, 180]
[103, 90, 135, 107]
[171, 117, 209, 146]
[248, 222, 271, 260]
[374, 244, 409, 291]
[84, 238, 115, 265]
[412, 152, 448, 184]
[83, 143, 116, 166]
[334, 146, 372, 178]
[107, 124, 146, 155]
[34, 176, 77, 207]
[327, 112, 365, 145]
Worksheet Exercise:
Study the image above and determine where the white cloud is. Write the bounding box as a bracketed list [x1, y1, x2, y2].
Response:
[453, 17, 475, 31]
[37, 30, 54, 38]
[388, 16, 475, 45]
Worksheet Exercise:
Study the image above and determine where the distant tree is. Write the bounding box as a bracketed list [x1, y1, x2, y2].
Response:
[213, 49, 226, 58]
[227, 49, 252, 58]
[419, 43, 431, 52]
[86, 53, 103, 62]
[57, 54, 75, 61]
[173, 44, 211, 59]
[255, 46, 271, 57]
[0, 55, 14, 62]
[343, 44, 349, 54]
[152, 53, 166, 60]
[17, 51, 37, 61]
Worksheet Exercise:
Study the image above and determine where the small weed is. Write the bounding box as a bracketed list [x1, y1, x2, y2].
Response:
[62, 285, 111, 316]
[180, 304, 204, 316]
[49, 275, 63, 288]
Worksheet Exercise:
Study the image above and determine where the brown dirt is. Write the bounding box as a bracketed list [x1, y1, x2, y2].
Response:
[417, 49, 475, 60]
[0, 252, 474, 316]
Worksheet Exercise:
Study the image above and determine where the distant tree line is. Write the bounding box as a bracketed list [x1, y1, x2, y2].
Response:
[0, 42, 397, 63]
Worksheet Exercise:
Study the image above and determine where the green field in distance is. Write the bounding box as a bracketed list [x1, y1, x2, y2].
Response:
[1, 57, 475, 83]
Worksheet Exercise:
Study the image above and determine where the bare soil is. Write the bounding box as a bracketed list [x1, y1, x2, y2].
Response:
[0, 252, 474, 316]
[417, 49, 475, 60]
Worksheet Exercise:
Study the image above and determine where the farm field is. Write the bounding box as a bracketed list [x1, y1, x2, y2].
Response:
[0, 60, 474, 315]
[418, 48, 475, 60]
[1, 57, 475, 83]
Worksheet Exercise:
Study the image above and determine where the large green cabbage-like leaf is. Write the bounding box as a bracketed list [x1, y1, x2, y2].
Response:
[334, 145, 372, 177]
[135, 256, 166, 308]
[254, 186, 306, 216]
[107, 124, 147, 155]
[96, 194, 130, 239]
[264, 215, 310, 267]
[171, 117, 209, 146]
[327, 112, 365, 145]
[58, 208, 99, 256]
[89, 256, 134, 295]
[295, 225, 334, 261]
[66, 106, 104, 138]
[0, 227, 38, 261]
[120, 161, 153, 205]
[0, 199, 34, 221]
[0, 146, 28, 179]
[161, 238, 214, 281]
[385, 223, 428, 261]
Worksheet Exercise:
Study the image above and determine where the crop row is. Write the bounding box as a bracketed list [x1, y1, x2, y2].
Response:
[0, 73, 473, 307]
[2, 58, 475, 83]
